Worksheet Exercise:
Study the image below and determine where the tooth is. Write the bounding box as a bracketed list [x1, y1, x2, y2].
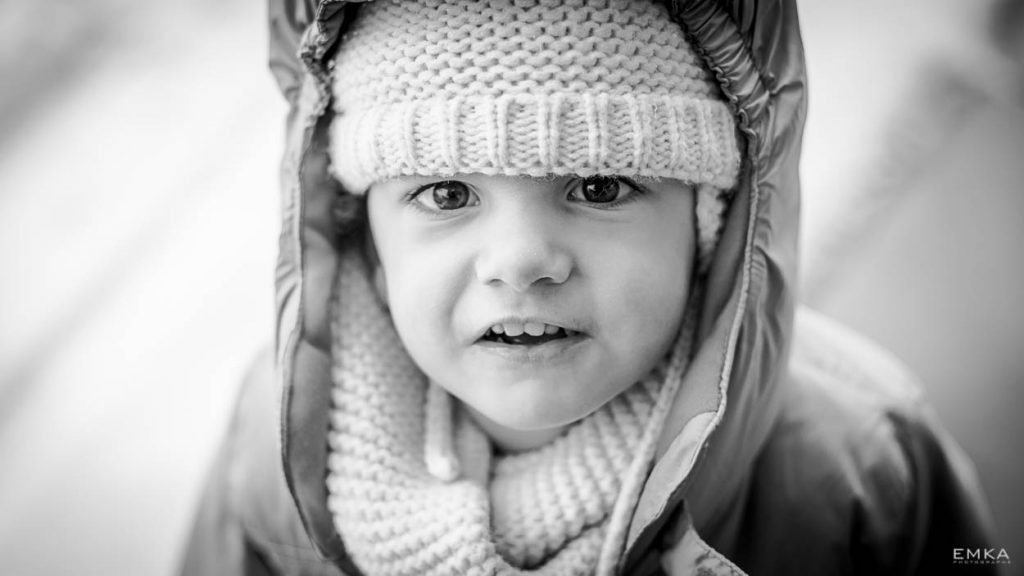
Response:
[543, 324, 559, 335]
[491, 324, 505, 334]
[524, 322, 544, 336]
[504, 323, 524, 337]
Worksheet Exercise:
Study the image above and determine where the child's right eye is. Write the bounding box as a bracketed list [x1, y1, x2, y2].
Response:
[411, 181, 479, 211]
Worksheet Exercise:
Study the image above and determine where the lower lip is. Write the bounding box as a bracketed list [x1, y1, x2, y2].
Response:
[470, 334, 588, 365]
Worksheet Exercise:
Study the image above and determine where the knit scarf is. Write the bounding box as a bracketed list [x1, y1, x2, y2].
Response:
[325, 251, 694, 575]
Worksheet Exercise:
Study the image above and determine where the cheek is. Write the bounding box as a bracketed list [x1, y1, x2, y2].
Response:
[385, 255, 449, 336]
[375, 236, 471, 361]
[598, 222, 694, 354]
[367, 196, 457, 363]
[625, 252, 690, 338]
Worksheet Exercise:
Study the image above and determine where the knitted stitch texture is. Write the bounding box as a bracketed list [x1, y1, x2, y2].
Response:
[328, 0, 741, 194]
[325, 250, 694, 575]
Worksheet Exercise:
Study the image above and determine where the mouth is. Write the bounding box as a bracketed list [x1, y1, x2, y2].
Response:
[479, 321, 581, 346]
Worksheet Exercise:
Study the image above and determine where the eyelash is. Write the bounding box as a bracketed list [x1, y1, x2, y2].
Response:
[567, 176, 646, 208]
[403, 181, 478, 217]
[401, 176, 647, 215]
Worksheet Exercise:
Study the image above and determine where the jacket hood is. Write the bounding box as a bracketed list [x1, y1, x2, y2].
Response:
[268, 0, 806, 570]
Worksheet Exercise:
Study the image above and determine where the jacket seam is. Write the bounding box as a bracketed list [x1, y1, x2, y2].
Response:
[250, 533, 340, 563]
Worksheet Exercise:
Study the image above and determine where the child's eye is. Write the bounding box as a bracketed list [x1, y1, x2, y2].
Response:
[568, 176, 641, 206]
[411, 180, 479, 211]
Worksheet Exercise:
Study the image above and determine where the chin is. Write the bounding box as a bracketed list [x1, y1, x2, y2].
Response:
[476, 389, 597, 431]
[493, 409, 571, 432]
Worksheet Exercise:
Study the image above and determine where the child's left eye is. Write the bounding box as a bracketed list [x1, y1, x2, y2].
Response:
[568, 176, 641, 206]
[411, 181, 480, 211]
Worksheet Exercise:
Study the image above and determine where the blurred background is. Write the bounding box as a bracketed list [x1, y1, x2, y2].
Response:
[0, 0, 1020, 574]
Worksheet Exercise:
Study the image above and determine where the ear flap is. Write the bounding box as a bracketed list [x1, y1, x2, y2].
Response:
[695, 183, 727, 273]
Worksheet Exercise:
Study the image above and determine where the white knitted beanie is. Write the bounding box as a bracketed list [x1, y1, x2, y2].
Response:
[328, 0, 741, 264]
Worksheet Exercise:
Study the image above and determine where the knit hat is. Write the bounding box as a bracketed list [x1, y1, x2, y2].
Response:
[327, 0, 741, 265]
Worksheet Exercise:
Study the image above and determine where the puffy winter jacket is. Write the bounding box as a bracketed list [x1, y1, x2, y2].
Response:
[179, 0, 998, 574]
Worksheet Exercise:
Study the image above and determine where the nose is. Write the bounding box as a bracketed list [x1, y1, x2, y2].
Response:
[474, 206, 572, 292]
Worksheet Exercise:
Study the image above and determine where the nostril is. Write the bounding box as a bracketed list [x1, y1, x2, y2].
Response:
[475, 250, 573, 291]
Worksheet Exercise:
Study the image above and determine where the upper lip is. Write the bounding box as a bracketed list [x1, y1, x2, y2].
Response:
[473, 315, 584, 341]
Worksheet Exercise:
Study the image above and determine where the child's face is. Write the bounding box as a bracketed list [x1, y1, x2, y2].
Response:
[367, 174, 695, 431]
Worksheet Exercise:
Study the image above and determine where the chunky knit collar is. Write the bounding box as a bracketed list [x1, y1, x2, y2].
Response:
[325, 250, 695, 575]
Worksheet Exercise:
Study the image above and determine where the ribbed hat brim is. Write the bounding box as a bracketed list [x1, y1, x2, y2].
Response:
[330, 92, 740, 193]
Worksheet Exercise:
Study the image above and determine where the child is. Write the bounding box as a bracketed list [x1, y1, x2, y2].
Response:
[181, 0, 998, 574]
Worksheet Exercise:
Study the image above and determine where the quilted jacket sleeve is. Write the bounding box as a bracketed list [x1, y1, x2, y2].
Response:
[178, 353, 278, 576]
[797, 312, 999, 576]
[178, 348, 353, 576]
[889, 405, 999, 576]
